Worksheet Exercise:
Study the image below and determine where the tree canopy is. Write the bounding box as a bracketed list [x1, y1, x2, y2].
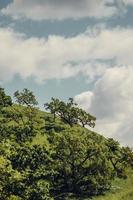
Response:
[44, 97, 96, 128]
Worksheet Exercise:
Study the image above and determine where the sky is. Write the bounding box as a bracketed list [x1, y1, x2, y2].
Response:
[0, 0, 133, 146]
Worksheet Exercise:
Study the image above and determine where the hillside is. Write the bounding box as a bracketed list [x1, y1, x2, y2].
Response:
[93, 172, 133, 200]
[0, 88, 133, 200]
[65, 170, 133, 200]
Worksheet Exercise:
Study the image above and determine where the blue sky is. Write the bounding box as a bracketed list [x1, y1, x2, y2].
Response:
[0, 0, 133, 146]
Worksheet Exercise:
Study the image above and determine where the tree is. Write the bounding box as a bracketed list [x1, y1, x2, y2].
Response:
[58, 99, 78, 127]
[44, 98, 96, 128]
[14, 89, 38, 107]
[51, 128, 114, 197]
[77, 108, 96, 128]
[12, 89, 42, 142]
[0, 87, 12, 110]
[106, 138, 133, 178]
[14, 89, 38, 124]
[121, 147, 133, 169]
[2, 145, 53, 200]
[0, 88, 12, 141]
[44, 98, 60, 121]
[0, 155, 23, 200]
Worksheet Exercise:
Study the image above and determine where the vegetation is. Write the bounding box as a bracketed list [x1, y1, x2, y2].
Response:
[0, 87, 133, 200]
[93, 171, 133, 200]
[44, 97, 96, 127]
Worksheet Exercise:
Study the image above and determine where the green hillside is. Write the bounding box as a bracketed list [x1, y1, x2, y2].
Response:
[0, 88, 133, 200]
[66, 170, 133, 200]
[93, 173, 133, 200]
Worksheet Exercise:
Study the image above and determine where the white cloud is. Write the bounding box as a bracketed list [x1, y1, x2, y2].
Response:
[123, 0, 133, 5]
[75, 66, 133, 147]
[2, 0, 117, 20]
[1, 26, 133, 84]
[0, 27, 103, 83]
[74, 91, 94, 111]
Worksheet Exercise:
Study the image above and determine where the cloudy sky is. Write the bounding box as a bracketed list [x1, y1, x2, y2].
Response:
[0, 0, 133, 146]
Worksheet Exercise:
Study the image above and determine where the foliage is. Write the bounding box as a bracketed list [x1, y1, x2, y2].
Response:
[92, 170, 133, 200]
[44, 98, 96, 127]
[0, 87, 12, 109]
[14, 88, 38, 107]
[50, 128, 115, 197]
[0, 87, 133, 199]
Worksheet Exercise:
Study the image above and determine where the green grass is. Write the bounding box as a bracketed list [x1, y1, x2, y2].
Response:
[92, 172, 133, 200]
[63, 171, 133, 200]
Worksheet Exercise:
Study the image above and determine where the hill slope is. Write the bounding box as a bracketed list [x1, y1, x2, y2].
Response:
[0, 88, 133, 200]
[93, 172, 133, 200]
[62, 170, 133, 200]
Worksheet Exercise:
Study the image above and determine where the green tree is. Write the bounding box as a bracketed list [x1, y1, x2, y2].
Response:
[58, 99, 78, 127]
[77, 108, 96, 128]
[0, 87, 12, 110]
[11, 89, 43, 143]
[44, 98, 96, 128]
[14, 88, 38, 107]
[0, 155, 23, 200]
[51, 128, 114, 197]
[0, 87, 12, 141]
[44, 98, 61, 121]
[106, 138, 133, 178]
[5, 145, 53, 200]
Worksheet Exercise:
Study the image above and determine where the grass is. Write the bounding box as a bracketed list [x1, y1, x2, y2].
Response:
[63, 170, 133, 200]
[92, 172, 133, 200]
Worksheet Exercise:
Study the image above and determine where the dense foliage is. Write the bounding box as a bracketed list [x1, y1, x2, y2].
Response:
[0, 87, 133, 200]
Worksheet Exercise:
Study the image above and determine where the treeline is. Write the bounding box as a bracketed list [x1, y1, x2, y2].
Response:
[0, 87, 133, 200]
